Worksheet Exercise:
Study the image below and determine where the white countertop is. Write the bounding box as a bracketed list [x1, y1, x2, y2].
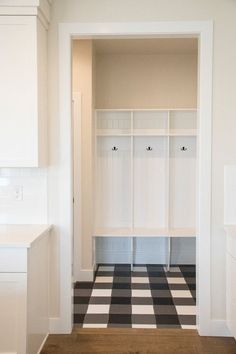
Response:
[0, 224, 52, 248]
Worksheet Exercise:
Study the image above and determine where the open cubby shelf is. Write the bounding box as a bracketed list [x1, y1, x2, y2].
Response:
[94, 109, 197, 239]
[96, 109, 197, 137]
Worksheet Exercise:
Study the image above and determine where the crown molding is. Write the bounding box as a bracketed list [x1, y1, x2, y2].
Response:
[0, 0, 52, 28]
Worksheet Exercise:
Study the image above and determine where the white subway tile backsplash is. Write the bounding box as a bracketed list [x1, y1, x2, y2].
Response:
[0, 168, 47, 224]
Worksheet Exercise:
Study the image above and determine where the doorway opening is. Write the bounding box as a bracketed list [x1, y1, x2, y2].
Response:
[72, 37, 198, 329]
[57, 20, 213, 335]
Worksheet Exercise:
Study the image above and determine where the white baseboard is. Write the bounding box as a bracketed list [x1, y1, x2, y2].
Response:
[198, 320, 231, 337]
[37, 333, 49, 354]
[49, 317, 72, 334]
[74, 268, 94, 282]
[49, 317, 61, 333]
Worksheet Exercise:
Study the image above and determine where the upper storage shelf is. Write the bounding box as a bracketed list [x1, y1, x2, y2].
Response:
[96, 109, 197, 137]
[169, 110, 197, 136]
[96, 110, 132, 135]
[133, 110, 168, 135]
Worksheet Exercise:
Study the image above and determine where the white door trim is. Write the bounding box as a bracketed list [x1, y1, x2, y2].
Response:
[55, 21, 222, 336]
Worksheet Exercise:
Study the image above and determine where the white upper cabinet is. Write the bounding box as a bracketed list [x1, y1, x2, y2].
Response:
[0, 3, 49, 167]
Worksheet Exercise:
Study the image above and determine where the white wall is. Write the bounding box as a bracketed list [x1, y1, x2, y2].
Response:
[48, 0, 236, 322]
[224, 166, 236, 225]
[0, 168, 47, 224]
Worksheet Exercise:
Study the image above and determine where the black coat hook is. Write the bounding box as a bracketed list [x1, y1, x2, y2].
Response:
[112, 146, 118, 151]
[146, 146, 153, 151]
[181, 146, 187, 151]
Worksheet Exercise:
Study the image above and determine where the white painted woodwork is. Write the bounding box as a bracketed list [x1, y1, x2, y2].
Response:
[224, 166, 236, 225]
[226, 252, 236, 339]
[94, 227, 195, 237]
[27, 233, 49, 354]
[58, 21, 213, 335]
[225, 226, 236, 339]
[169, 110, 197, 134]
[95, 109, 196, 237]
[169, 136, 196, 229]
[224, 169, 236, 339]
[96, 136, 132, 229]
[133, 136, 168, 228]
[0, 225, 50, 354]
[133, 110, 168, 135]
[0, 1, 51, 27]
[0, 273, 27, 354]
[0, 16, 47, 167]
[0, 248, 27, 272]
[97, 110, 131, 135]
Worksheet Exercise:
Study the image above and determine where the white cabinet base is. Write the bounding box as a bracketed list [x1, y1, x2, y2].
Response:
[0, 273, 27, 354]
[0, 226, 50, 354]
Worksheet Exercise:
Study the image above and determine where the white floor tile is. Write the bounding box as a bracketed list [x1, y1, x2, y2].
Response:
[181, 325, 197, 329]
[91, 289, 112, 297]
[133, 266, 147, 272]
[164, 266, 181, 273]
[95, 276, 113, 283]
[83, 323, 107, 328]
[132, 289, 152, 297]
[132, 324, 156, 329]
[176, 306, 196, 315]
[167, 277, 186, 284]
[132, 277, 149, 283]
[87, 304, 110, 314]
[132, 305, 154, 314]
[98, 266, 114, 271]
[171, 290, 192, 298]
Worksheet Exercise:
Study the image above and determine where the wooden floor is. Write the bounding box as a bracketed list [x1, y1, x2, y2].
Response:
[41, 328, 236, 354]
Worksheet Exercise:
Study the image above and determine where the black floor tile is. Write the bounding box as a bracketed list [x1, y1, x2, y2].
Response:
[73, 264, 196, 329]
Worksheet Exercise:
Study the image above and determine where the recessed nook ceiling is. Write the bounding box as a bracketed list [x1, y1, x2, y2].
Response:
[93, 38, 198, 55]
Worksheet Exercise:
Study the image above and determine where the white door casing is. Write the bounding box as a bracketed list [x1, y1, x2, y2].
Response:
[55, 21, 225, 336]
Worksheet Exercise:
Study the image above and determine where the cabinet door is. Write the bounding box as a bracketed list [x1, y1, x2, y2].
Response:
[0, 16, 38, 167]
[0, 273, 27, 354]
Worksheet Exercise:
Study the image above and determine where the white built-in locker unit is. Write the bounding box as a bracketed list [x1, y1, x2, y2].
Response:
[94, 109, 196, 269]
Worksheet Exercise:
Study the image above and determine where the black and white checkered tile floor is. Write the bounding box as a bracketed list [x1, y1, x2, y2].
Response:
[74, 264, 196, 329]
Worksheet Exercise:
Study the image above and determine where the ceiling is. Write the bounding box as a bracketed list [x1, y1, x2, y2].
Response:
[94, 38, 198, 55]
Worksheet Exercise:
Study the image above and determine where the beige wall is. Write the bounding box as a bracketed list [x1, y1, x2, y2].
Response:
[72, 40, 93, 271]
[48, 0, 236, 320]
[96, 53, 197, 109]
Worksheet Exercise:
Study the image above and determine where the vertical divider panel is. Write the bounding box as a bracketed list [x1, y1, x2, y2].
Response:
[167, 111, 170, 231]
[167, 111, 171, 266]
[94, 110, 98, 230]
[131, 110, 134, 233]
